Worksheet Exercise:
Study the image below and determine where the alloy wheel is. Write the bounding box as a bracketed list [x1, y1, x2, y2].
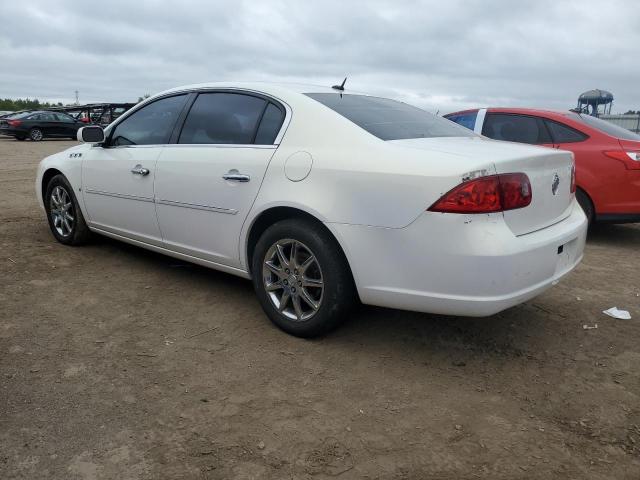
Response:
[30, 129, 43, 141]
[49, 186, 74, 237]
[262, 239, 324, 321]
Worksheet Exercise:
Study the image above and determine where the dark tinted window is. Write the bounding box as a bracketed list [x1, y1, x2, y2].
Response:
[445, 111, 477, 130]
[568, 113, 640, 141]
[39, 113, 56, 121]
[545, 120, 587, 143]
[305, 93, 474, 141]
[111, 95, 187, 146]
[55, 113, 75, 123]
[254, 103, 285, 144]
[179, 93, 266, 144]
[482, 114, 551, 144]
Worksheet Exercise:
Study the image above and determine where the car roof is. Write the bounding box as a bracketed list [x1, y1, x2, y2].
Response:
[447, 107, 575, 118]
[154, 81, 370, 102]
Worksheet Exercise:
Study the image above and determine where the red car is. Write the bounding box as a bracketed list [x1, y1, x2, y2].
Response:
[444, 108, 640, 224]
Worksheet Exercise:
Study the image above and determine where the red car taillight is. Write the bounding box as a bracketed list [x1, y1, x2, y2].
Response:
[603, 149, 640, 170]
[428, 173, 532, 214]
[7, 120, 22, 127]
[570, 163, 576, 194]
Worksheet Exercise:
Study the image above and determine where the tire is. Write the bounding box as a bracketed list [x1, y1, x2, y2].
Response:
[576, 189, 594, 226]
[29, 128, 43, 141]
[251, 218, 356, 337]
[44, 174, 91, 245]
[15, 135, 26, 141]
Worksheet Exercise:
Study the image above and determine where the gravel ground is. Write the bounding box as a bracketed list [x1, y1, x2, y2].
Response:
[1, 137, 639, 479]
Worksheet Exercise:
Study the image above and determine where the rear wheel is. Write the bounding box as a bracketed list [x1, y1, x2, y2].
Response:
[576, 189, 594, 226]
[252, 219, 355, 337]
[29, 128, 43, 141]
[15, 135, 26, 141]
[44, 174, 91, 245]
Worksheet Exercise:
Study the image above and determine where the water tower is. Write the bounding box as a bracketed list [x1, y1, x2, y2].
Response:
[577, 89, 613, 116]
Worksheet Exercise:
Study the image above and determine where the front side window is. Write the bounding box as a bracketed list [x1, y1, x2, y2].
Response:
[544, 120, 587, 143]
[482, 113, 551, 144]
[55, 113, 75, 123]
[110, 94, 187, 146]
[445, 111, 478, 131]
[305, 93, 474, 141]
[178, 93, 267, 144]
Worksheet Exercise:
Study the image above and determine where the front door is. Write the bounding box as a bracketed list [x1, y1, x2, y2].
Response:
[154, 92, 285, 268]
[81, 94, 189, 245]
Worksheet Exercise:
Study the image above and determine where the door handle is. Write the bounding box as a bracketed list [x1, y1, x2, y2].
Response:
[131, 164, 150, 176]
[222, 169, 250, 182]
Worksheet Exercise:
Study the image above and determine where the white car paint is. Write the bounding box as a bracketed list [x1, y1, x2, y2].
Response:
[36, 82, 587, 317]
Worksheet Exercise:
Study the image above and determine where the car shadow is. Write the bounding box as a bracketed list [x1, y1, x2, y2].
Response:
[89, 234, 550, 360]
[587, 222, 640, 248]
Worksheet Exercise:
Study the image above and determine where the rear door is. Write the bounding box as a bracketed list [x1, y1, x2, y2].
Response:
[482, 112, 554, 148]
[154, 91, 286, 268]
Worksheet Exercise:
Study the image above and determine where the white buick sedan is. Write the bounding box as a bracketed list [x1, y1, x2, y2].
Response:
[36, 82, 587, 337]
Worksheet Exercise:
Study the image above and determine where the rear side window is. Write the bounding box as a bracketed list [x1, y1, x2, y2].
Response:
[445, 111, 477, 130]
[254, 103, 285, 144]
[544, 120, 587, 143]
[179, 93, 267, 144]
[305, 93, 474, 141]
[568, 113, 640, 141]
[482, 113, 551, 144]
[110, 94, 187, 146]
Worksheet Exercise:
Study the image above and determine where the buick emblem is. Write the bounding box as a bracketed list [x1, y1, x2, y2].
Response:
[551, 173, 560, 195]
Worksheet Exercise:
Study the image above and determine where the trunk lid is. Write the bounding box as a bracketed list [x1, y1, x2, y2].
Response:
[495, 146, 574, 235]
[388, 137, 575, 235]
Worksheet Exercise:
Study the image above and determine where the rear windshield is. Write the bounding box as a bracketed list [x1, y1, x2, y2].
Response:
[567, 113, 640, 141]
[305, 93, 475, 141]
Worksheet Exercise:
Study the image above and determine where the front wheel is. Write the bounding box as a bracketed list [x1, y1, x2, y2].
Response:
[29, 128, 43, 141]
[44, 174, 91, 245]
[252, 219, 356, 337]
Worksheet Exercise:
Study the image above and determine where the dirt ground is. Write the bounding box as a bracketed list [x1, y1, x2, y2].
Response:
[1, 137, 639, 480]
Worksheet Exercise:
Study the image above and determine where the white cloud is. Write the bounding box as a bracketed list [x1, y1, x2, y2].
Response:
[0, 0, 638, 113]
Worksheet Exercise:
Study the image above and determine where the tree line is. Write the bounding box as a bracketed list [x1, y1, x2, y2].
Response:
[0, 98, 65, 112]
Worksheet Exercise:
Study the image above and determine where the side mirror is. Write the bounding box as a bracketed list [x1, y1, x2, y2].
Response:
[78, 125, 105, 144]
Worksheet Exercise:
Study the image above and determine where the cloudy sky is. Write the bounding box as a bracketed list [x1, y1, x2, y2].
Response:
[1, 0, 638, 113]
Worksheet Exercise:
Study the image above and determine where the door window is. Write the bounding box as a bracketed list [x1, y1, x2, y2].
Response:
[55, 113, 75, 123]
[482, 113, 551, 144]
[110, 94, 187, 146]
[178, 93, 268, 144]
[544, 120, 588, 143]
[254, 103, 285, 144]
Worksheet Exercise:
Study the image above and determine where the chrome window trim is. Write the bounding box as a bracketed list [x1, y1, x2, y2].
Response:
[103, 87, 292, 148]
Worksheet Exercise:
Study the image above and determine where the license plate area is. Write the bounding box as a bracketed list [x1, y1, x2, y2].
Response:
[555, 238, 577, 274]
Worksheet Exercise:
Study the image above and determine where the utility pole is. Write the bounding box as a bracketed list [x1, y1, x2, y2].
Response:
[75, 90, 79, 105]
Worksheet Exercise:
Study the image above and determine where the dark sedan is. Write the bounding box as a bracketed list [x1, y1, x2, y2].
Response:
[0, 110, 84, 141]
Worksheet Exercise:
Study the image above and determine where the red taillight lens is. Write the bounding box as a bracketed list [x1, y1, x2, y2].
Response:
[7, 120, 22, 127]
[570, 163, 576, 194]
[603, 150, 640, 170]
[428, 173, 532, 214]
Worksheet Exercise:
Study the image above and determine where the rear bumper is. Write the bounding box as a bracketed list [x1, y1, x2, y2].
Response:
[330, 200, 588, 317]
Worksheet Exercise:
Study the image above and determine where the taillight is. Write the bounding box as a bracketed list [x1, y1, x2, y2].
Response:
[428, 173, 532, 214]
[7, 120, 22, 127]
[603, 149, 640, 170]
[570, 163, 576, 194]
